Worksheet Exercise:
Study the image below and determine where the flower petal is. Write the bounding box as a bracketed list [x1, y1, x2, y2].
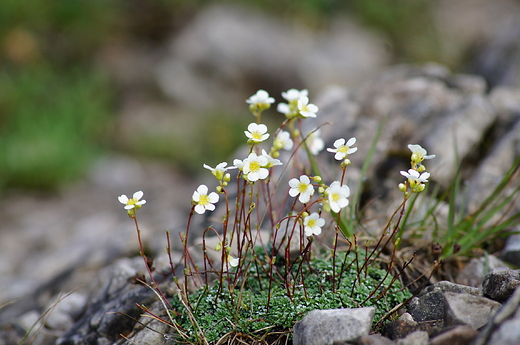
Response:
[133, 191, 144, 200]
[118, 195, 129, 204]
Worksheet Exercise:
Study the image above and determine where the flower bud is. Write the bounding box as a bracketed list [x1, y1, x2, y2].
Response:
[313, 175, 322, 183]
[224, 173, 231, 182]
[398, 183, 407, 192]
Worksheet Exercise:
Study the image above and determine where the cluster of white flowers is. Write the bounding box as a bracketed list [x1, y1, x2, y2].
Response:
[256, 88, 319, 119]
[246, 89, 275, 115]
[234, 151, 281, 182]
[399, 144, 435, 194]
[119, 90, 436, 269]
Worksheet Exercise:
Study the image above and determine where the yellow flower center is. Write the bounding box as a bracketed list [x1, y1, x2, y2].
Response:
[337, 145, 349, 154]
[331, 193, 341, 202]
[251, 131, 263, 141]
[127, 198, 138, 207]
[307, 218, 317, 227]
[199, 194, 210, 206]
[249, 160, 261, 172]
[297, 182, 309, 194]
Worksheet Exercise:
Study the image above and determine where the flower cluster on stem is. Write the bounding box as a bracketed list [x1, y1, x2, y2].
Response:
[116, 88, 433, 337]
[398, 144, 435, 196]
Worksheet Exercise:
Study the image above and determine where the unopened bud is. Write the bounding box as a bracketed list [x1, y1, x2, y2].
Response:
[453, 243, 461, 255]
[411, 153, 421, 163]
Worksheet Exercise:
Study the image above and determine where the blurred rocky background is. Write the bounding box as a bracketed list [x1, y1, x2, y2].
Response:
[1, 0, 520, 344]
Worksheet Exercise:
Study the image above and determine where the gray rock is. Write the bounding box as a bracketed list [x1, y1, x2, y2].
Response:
[424, 93, 495, 184]
[429, 325, 478, 345]
[156, 4, 389, 110]
[473, 286, 520, 345]
[501, 228, 520, 267]
[293, 308, 375, 345]
[395, 330, 429, 345]
[422, 280, 483, 296]
[487, 318, 520, 345]
[356, 334, 395, 345]
[44, 292, 88, 332]
[466, 119, 520, 214]
[121, 300, 172, 345]
[489, 87, 520, 117]
[444, 292, 501, 329]
[408, 290, 445, 324]
[56, 257, 173, 345]
[469, 16, 520, 87]
[382, 313, 420, 340]
[482, 267, 520, 302]
[456, 255, 508, 287]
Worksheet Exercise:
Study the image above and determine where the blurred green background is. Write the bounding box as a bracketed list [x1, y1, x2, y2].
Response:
[0, 0, 464, 191]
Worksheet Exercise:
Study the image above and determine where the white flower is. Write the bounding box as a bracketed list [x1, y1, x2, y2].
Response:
[408, 144, 435, 162]
[298, 96, 318, 118]
[118, 191, 146, 211]
[303, 212, 325, 237]
[282, 88, 308, 101]
[288, 175, 315, 203]
[233, 158, 244, 170]
[327, 138, 357, 161]
[274, 131, 293, 151]
[192, 185, 219, 214]
[277, 102, 291, 116]
[326, 181, 350, 213]
[243, 152, 269, 182]
[246, 89, 275, 105]
[400, 169, 430, 188]
[277, 89, 309, 118]
[245, 123, 270, 143]
[246, 90, 275, 114]
[227, 254, 239, 267]
[203, 162, 235, 180]
[307, 129, 325, 155]
[261, 150, 282, 168]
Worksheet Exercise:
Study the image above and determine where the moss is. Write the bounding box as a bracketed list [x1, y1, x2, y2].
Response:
[171, 251, 411, 344]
